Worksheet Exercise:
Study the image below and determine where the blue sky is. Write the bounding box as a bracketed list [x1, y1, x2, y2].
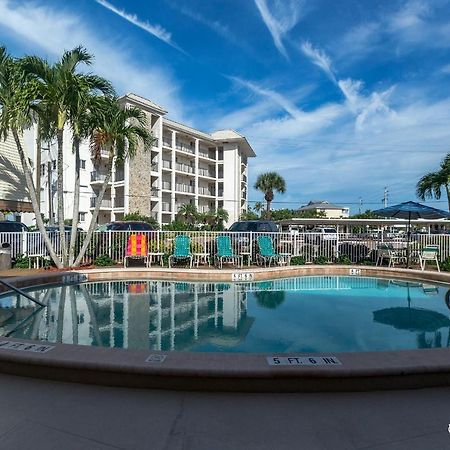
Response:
[1, 0, 450, 213]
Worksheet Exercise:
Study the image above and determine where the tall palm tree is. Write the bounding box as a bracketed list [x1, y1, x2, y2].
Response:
[254, 172, 286, 219]
[23, 46, 112, 265]
[0, 47, 62, 267]
[416, 154, 450, 211]
[214, 208, 229, 230]
[253, 201, 264, 218]
[67, 80, 114, 266]
[177, 204, 198, 225]
[73, 96, 155, 266]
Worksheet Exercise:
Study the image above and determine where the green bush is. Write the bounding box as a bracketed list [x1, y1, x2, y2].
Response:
[290, 256, 306, 265]
[314, 256, 329, 265]
[441, 257, 450, 272]
[360, 258, 375, 266]
[336, 255, 352, 265]
[93, 255, 116, 267]
[13, 255, 51, 269]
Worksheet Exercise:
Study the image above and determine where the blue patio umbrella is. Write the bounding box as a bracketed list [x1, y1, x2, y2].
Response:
[373, 201, 450, 267]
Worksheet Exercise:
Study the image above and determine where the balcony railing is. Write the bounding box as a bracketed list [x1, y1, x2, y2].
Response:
[162, 160, 172, 169]
[115, 169, 124, 182]
[90, 197, 112, 208]
[198, 168, 215, 178]
[162, 136, 172, 147]
[175, 184, 194, 193]
[198, 186, 215, 196]
[175, 162, 194, 174]
[176, 141, 195, 154]
[161, 181, 171, 190]
[90, 171, 108, 182]
[199, 147, 215, 159]
[162, 202, 171, 212]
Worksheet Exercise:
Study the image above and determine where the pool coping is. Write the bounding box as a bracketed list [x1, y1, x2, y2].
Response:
[2, 265, 450, 392]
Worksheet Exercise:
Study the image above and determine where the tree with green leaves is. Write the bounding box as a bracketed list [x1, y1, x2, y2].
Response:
[416, 154, 450, 211]
[73, 96, 155, 266]
[23, 46, 113, 265]
[0, 47, 61, 267]
[253, 201, 264, 218]
[254, 172, 286, 219]
[123, 211, 159, 229]
[177, 203, 198, 226]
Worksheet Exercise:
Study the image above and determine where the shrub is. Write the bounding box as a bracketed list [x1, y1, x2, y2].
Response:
[336, 255, 351, 265]
[190, 241, 204, 253]
[360, 258, 375, 266]
[441, 257, 450, 272]
[314, 256, 329, 265]
[290, 256, 306, 265]
[93, 255, 116, 267]
[13, 255, 51, 269]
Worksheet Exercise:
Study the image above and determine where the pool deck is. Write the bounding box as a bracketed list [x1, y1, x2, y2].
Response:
[0, 372, 449, 449]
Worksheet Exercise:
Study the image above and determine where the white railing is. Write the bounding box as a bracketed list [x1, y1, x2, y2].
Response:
[162, 137, 172, 148]
[2, 231, 450, 267]
[176, 141, 195, 154]
[175, 183, 194, 193]
[198, 186, 215, 196]
[161, 181, 171, 190]
[161, 202, 171, 212]
[175, 162, 194, 174]
[162, 160, 171, 169]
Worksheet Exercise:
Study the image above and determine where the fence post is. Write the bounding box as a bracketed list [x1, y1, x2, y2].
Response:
[22, 231, 27, 256]
[108, 231, 112, 258]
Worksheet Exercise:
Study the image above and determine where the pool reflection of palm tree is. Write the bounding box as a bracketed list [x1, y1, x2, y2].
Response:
[254, 289, 285, 309]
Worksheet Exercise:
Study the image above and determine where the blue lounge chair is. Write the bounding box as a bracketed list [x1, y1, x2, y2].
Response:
[215, 235, 242, 269]
[168, 235, 193, 268]
[256, 236, 283, 267]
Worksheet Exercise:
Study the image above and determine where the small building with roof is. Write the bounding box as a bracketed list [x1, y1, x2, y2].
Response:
[299, 200, 350, 219]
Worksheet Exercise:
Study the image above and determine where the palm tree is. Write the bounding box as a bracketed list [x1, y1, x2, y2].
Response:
[254, 172, 286, 219]
[73, 96, 155, 266]
[416, 154, 450, 211]
[177, 204, 198, 225]
[0, 47, 62, 267]
[67, 82, 114, 266]
[253, 201, 264, 218]
[214, 208, 229, 230]
[23, 46, 112, 265]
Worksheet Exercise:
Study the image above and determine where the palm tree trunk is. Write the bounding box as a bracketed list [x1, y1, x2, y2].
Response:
[56, 127, 68, 266]
[446, 184, 450, 212]
[12, 129, 63, 268]
[266, 201, 271, 219]
[68, 137, 81, 266]
[73, 154, 114, 267]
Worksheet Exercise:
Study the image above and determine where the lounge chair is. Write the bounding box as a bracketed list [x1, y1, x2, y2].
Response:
[215, 235, 242, 269]
[168, 235, 193, 268]
[375, 244, 406, 267]
[419, 245, 440, 272]
[124, 234, 148, 267]
[256, 236, 283, 267]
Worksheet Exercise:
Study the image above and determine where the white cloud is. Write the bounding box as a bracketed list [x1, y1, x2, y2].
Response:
[442, 64, 450, 74]
[0, 0, 188, 122]
[254, 0, 303, 59]
[300, 41, 336, 82]
[94, 0, 185, 53]
[228, 76, 303, 119]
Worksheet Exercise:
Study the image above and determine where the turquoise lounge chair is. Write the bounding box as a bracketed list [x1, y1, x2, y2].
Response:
[256, 236, 283, 267]
[215, 235, 242, 269]
[168, 235, 193, 268]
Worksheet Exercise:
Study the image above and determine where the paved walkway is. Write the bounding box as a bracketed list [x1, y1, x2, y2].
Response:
[0, 373, 449, 449]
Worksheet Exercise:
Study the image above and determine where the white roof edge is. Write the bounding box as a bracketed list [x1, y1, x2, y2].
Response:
[163, 118, 215, 142]
[120, 93, 168, 115]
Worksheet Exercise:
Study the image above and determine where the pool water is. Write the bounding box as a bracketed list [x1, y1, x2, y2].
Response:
[1, 276, 450, 353]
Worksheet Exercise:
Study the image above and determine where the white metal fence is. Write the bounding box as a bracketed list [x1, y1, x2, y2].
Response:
[1, 230, 450, 266]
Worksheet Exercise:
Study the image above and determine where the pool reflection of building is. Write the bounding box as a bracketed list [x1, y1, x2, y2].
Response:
[21, 281, 252, 351]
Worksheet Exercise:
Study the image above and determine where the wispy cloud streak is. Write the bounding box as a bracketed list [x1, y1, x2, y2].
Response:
[95, 0, 185, 53]
[254, 0, 303, 59]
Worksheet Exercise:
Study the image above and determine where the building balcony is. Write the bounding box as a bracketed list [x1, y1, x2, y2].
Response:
[90, 171, 109, 184]
[151, 162, 158, 172]
[175, 162, 194, 174]
[162, 136, 172, 148]
[175, 183, 194, 194]
[176, 141, 195, 155]
[162, 160, 172, 170]
[198, 168, 215, 178]
[90, 197, 112, 209]
[161, 181, 171, 190]
[161, 202, 171, 212]
[198, 186, 216, 196]
[198, 147, 215, 160]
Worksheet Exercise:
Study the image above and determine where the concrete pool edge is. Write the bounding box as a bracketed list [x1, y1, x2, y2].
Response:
[1, 265, 450, 392]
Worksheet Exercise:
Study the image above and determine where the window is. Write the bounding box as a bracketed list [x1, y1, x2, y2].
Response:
[80, 159, 86, 169]
[78, 212, 86, 222]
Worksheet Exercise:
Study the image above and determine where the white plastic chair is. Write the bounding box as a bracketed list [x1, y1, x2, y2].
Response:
[419, 245, 440, 272]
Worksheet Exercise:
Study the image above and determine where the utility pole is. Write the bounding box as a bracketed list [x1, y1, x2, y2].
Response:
[382, 187, 389, 208]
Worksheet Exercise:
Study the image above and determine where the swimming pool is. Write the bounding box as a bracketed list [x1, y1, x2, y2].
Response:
[1, 276, 449, 353]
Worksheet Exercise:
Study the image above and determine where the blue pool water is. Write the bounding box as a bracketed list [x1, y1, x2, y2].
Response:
[1, 276, 450, 353]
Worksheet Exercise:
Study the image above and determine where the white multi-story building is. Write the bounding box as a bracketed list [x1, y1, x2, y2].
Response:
[90, 93, 255, 227]
[2, 93, 255, 229]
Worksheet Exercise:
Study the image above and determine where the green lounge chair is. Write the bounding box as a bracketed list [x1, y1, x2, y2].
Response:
[168, 235, 193, 268]
[215, 235, 242, 269]
[419, 245, 440, 272]
[256, 236, 283, 267]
